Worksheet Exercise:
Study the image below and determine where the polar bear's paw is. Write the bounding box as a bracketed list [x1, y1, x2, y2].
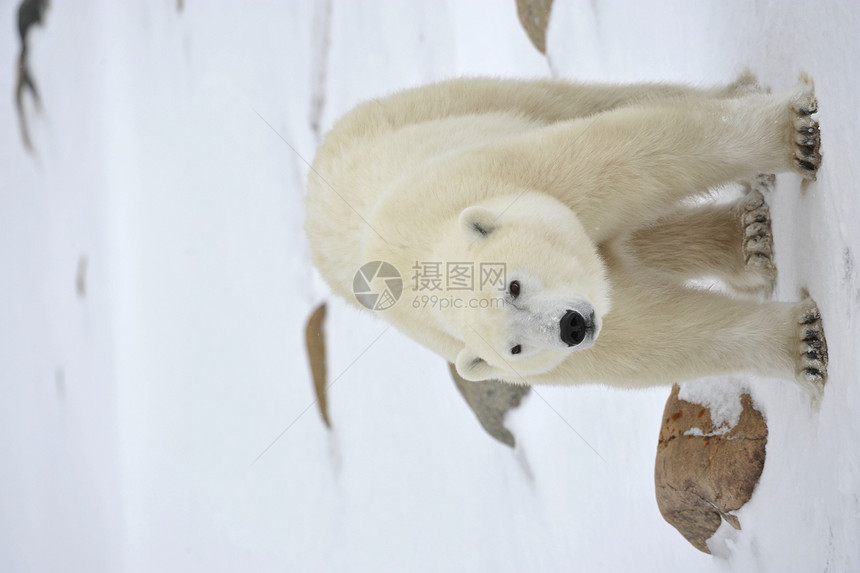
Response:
[790, 74, 821, 180]
[732, 189, 776, 296]
[795, 297, 828, 405]
[750, 172, 776, 194]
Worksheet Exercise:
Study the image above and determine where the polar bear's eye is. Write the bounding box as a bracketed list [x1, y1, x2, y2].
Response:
[509, 280, 520, 298]
[511, 344, 522, 355]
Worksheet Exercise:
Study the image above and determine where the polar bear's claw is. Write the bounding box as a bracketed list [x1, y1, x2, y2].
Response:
[792, 116, 820, 176]
[795, 298, 828, 404]
[796, 102, 817, 116]
[754, 173, 776, 192]
[736, 189, 776, 296]
[790, 80, 821, 180]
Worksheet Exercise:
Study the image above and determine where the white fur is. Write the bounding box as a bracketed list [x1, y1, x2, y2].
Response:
[305, 74, 826, 398]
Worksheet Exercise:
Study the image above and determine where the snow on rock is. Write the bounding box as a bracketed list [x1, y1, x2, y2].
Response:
[678, 377, 749, 435]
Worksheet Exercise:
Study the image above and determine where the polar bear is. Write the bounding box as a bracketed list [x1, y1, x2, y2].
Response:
[304, 73, 827, 401]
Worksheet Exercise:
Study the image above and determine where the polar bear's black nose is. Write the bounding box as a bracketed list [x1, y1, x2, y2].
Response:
[560, 310, 587, 346]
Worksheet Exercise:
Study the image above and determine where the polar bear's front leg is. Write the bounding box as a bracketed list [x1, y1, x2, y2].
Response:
[581, 281, 828, 401]
[495, 75, 822, 239]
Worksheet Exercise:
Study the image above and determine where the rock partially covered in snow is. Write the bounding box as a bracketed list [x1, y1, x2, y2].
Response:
[305, 303, 330, 428]
[449, 363, 530, 448]
[654, 384, 768, 554]
[515, 0, 554, 54]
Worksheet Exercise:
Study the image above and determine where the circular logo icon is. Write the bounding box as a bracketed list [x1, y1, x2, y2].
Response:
[353, 261, 403, 311]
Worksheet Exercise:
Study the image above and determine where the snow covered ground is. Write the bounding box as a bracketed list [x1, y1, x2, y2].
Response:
[2, 1, 858, 571]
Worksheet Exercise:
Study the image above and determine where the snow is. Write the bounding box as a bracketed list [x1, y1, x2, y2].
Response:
[1, 1, 858, 572]
[679, 378, 747, 435]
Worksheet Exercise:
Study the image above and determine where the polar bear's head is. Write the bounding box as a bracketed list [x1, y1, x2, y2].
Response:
[451, 192, 610, 383]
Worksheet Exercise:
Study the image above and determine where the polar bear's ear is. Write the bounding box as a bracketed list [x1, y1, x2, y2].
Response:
[455, 347, 504, 382]
[458, 206, 498, 240]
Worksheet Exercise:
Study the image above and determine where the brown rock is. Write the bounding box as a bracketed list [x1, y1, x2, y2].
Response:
[449, 363, 530, 448]
[655, 384, 768, 553]
[305, 303, 330, 428]
[516, 0, 554, 54]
